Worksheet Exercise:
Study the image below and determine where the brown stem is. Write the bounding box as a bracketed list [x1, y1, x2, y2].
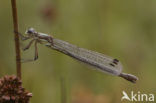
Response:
[119, 73, 138, 83]
[11, 0, 21, 79]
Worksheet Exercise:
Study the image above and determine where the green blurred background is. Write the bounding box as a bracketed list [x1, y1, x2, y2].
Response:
[0, 0, 156, 103]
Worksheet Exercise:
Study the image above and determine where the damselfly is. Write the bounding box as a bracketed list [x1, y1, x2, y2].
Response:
[15, 28, 138, 83]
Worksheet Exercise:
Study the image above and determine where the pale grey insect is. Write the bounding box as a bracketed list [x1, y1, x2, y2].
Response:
[15, 28, 138, 83]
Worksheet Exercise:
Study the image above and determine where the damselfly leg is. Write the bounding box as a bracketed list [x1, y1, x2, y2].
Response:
[14, 31, 30, 41]
[14, 31, 39, 62]
[23, 39, 35, 51]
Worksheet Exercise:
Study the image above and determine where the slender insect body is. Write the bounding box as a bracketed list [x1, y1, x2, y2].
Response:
[16, 27, 138, 83]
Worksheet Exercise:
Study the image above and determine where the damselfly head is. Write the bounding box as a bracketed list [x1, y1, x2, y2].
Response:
[25, 28, 36, 35]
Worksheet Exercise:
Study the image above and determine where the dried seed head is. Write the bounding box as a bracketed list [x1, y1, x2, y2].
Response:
[0, 75, 32, 103]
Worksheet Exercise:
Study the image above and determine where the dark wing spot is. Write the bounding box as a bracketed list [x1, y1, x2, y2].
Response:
[113, 61, 118, 64]
[113, 59, 119, 64]
[109, 63, 115, 67]
[114, 59, 119, 62]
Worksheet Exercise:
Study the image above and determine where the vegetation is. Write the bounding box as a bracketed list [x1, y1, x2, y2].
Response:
[0, 0, 156, 103]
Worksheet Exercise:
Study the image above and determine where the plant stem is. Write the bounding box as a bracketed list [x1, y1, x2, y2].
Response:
[11, 0, 21, 79]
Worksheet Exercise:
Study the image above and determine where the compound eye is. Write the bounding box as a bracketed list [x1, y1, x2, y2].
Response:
[27, 28, 35, 34]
